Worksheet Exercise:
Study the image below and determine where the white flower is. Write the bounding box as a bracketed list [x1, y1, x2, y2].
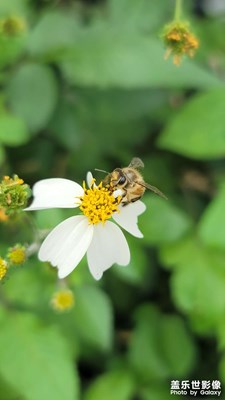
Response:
[25, 173, 146, 280]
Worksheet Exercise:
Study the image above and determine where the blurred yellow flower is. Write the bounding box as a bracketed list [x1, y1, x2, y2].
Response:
[0, 258, 7, 280]
[162, 22, 199, 66]
[0, 15, 26, 36]
[7, 244, 26, 265]
[0, 174, 31, 212]
[51, 289, 75, 312]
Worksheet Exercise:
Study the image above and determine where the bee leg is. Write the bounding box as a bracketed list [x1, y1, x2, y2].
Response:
[131, 196, 141, 203]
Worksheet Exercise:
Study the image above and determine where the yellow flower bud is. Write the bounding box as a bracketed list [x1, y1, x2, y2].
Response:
[7, 245, 26, 265]
[162, 21, 199, 66]
[51, 289, 75, 312]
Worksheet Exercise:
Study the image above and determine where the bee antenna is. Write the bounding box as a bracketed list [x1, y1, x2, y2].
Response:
[95, 168, 110, 174]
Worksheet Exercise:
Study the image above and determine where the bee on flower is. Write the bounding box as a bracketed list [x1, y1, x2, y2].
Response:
[25, 172, 146, 280]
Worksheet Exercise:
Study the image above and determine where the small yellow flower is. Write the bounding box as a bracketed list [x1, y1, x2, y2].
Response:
[7, 244, 26, 265]
[162, 22, 199, 66]
[0, 258, 8, 280]
[51, 289, 75, 312]
[0, 15, 26, 36]
[0, 174, 31, 212]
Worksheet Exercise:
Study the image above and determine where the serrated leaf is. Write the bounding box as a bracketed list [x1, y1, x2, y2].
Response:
[0, 112, 29, 145]
[84, 370, 135, 400]
[0, 312, 79, 400]
[140, 196, 193, 245]
[7, 63, 58, 132]
[198, 183, 225, 248]
[72, 285, 113, 351]
[158, 89, 225, 159]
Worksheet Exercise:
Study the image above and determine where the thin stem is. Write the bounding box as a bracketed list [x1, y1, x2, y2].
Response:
[174, 0, 182, 20]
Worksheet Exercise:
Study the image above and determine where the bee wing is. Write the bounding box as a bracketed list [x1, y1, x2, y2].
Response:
[138, 181, 168, 200]
[128, 157, 144, 169]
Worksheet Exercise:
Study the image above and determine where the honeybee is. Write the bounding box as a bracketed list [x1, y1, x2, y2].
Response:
[101, 157, 167, 206]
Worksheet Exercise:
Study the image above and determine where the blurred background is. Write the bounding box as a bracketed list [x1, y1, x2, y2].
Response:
[1, 0, 225, 399]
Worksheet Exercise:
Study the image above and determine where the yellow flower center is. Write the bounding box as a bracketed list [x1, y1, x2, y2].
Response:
[51, 289, 74, 312]
[0, 258, 7, 280]
[8, 247, 26, 265]
[79, 181, 121, 224]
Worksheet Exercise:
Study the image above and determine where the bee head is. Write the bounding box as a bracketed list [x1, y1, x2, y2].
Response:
[110, 169, 127, 187]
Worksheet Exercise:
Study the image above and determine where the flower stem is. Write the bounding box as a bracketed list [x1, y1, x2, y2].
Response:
[174, 0, 182, 21]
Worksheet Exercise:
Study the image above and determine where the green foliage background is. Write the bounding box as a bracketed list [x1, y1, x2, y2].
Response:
[1, 0, 225, 399]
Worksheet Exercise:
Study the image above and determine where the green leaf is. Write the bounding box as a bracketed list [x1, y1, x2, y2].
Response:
[0, 375, 22, 400]
[219, 355, 225, 385]
[27, 11, 81, 56]
[7, 63, 58, 132]
[2, 260, 52, 308]
[163, 238, 225, 325]
[159, 236, 196, 269]
[107, 0, 174, 32]
[0, 36, 26, 68]
[140, 195, 193, 245]
[72, 285, 113, 351]
[60, 30, 221, 89]
[0, 312, 79, 400]
[160, 315, 196, 376]
[0, 145, 5, 164]
[139, 385, 172, 400]
[128, 304, 196, 382]
[198, 183, 225, 249]
[49, 99, 83, 151]
[158, 89, 225, 159]
[0, 0, 28, 14]
[84, 370, 135, 400]
[0, 112, 29, 145]
[113, 237, 150, 286]
[35, 208, 69, 230]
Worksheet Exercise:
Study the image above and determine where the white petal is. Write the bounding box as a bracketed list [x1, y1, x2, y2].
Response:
[113, 189, 124, 198]
[86, 171, 96, 188]
[38, 215, 94, 278]
[87, 221, 130, 280]
[113, 200, 146, 238]
[25, 178, 84, 210]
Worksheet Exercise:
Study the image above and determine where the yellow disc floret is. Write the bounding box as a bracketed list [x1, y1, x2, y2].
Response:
[51, 289, 75, 312]
[79, 181, 121, 224]
[7, 244, 26, 265]
[0, 258, 7, 280]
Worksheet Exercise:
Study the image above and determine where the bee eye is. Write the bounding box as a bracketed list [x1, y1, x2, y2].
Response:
[118, 176, 126, 185]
